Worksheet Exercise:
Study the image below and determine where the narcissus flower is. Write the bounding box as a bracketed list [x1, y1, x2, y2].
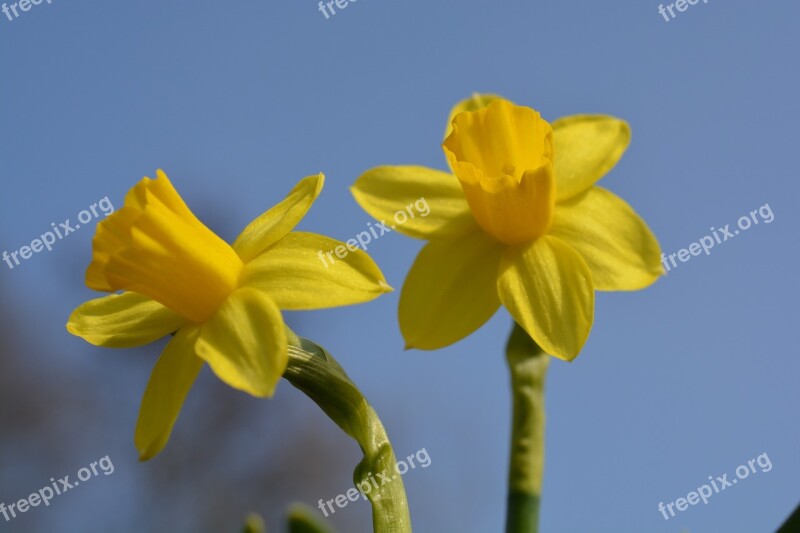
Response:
[68, 171, 390, 460]
[352, 95, 662, 361]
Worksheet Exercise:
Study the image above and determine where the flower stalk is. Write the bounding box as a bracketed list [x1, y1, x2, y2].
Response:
[505, 322, 549, 533]
[284, 328, 412, 533]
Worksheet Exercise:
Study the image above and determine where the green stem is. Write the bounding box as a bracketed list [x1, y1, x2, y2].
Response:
[505, 323, 549, 533]
[287, 504, 337, 533]
[283, 328, 412, 533]
[776, 501, 800, 533]
[241, 514, 266, 533]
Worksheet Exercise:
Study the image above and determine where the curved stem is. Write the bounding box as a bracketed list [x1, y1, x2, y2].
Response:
[505, 323, 549, 533]
[283, 328, 412, 533]
[777, 501, 800, 533]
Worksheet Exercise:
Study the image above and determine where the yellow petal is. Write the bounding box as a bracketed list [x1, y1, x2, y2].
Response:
[233, 174, 324, 262]
[550, 187, 663, 291]
[444, 93, 504, 140]
[135, 326, 204, 461]
[552, 115, 631, 201]
[195, 288, 288, 397]
[351, 166, 477, 239]
[400, 231, 504, 350]
[497, 236, 594, 361]
[240, 232, 391, 310]
[67, 292, 186, 348]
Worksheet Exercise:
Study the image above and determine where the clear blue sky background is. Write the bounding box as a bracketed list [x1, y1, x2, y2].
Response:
[1, 1, 798, 532]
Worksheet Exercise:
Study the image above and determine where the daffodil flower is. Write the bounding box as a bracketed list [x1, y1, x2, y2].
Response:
[67, 171, 391, 460]
[352, 95, 662, 361]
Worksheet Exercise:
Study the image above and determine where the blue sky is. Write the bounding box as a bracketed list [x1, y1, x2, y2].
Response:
[1, 1, 798, 532]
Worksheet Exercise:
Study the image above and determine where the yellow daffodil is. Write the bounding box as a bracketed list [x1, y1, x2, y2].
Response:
[352, 95, 662, 361]
[67, 170, 390, 460]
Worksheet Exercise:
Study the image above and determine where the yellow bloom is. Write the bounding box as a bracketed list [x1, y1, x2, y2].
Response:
[352, 95, 662, 361]
[68, 170, 391, 460]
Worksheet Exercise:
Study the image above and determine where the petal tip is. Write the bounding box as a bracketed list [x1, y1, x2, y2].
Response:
[65, 321, 79, 338]
[304, 172, 325, 195]
[246, 380, 280, 399]
[379, 280, 394, 293]
[313, 172, 325, 190]
[136, 440, 161, 462]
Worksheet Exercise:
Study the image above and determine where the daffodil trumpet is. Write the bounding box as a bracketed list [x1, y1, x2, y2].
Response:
[352, 94, 663, 533]
[67, 171, 411, 533]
